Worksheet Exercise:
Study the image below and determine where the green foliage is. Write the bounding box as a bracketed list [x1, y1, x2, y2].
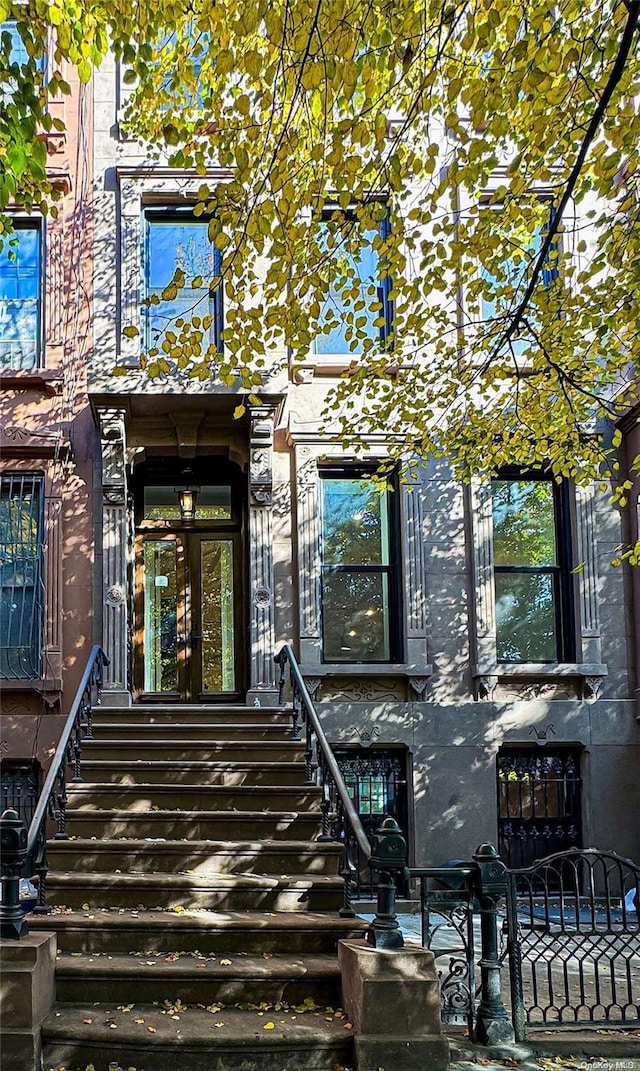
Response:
[2, 0, 640, 484]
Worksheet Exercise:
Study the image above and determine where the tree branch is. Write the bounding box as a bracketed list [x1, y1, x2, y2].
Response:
[497, 0, 640, 352]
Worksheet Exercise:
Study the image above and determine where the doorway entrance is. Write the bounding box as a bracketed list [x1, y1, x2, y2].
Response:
[133, 458, 245, 702]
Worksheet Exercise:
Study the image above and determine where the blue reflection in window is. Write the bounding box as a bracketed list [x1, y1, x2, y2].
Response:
[143, 215, 223, 352]
[314, 213, 393, 355]
[0, 226, 41, 370]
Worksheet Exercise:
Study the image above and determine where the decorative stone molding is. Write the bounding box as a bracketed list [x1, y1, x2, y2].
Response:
[468, 477, 496, 674]
[351, 725, 382, 747]
[304, 676, 321, 699]
[409, 676, 430, 700]
[296, 445, 322, 645]
[475, 674, 498, 702]
[582, 675, 604, 702]
[170, 410, 204, 458]
[97, 406, 129, 701]
[249, 407, 276, 507]
[0, 425, 68, 459]
[472, 662, 607, 702]
[247, 404, 278, 695]
[528, 724, 556, 743]
[327, 680, 401, 701]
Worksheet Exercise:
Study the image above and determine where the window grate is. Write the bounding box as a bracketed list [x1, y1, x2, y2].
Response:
[497, 748, 582, 871]
[0, 475, 45, 679]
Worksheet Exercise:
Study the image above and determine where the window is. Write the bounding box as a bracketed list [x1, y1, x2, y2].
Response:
[320, 470, 399, 662]
[314, 210, 392, 355]
[143, 211, 223, 353]
[497, 748, 582, 870]
[480, 212, 559, 357]
[492, 473, 574, 663]
[1, 21, 45, 103]
[0, 222, 42, 370]
[0, 475, 44, 679]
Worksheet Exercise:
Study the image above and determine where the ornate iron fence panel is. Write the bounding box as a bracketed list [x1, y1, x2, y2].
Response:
[506, 848, 640, 1041]
[0, 761, 40, 875]
[411, 866, 478, 1040]
[498, 749, 582, 871]
[335, 749, 409, 898]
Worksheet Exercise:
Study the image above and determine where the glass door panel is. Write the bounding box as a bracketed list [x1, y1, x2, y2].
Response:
[142, 539, 179, 693]
[200, 539, 235, 694]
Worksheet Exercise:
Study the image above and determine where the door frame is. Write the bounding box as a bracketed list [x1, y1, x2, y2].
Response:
[131, 456, 247, 703]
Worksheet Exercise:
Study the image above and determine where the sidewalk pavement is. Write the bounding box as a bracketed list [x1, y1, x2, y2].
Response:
[357, 910, 640, 1070]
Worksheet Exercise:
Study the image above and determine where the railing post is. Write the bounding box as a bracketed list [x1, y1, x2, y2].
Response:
[473, 843, 514, 1046]
[506, 870, 526, 1043]
[0, 809, 29, 939]
[366, 816, 407, 950]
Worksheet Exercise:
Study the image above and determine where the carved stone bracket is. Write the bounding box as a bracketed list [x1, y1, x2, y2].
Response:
[475, 674, 499, 702]
[98, 407, 127, 502]
[305, 676, 321, 699]
[409, 676, 430, 701]
[582, 675, 604, 702]
[249, 407, 276, 507]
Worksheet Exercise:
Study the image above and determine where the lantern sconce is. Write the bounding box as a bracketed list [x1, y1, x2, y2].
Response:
[176, 468, 200, 521]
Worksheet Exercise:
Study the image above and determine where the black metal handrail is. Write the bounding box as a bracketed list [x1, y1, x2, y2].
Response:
[275, 645, 372, 917]
[27, 644, 109, 913]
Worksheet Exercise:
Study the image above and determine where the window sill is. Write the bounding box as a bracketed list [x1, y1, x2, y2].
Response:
[472, 662, 607, 701]
[300, 662, 433, 699]
[0, 369, 62, 395]
[0, 678, 62, 692]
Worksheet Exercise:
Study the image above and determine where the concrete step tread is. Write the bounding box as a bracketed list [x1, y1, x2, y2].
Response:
[42, 1001, 354, 1048]
[79, 760, 304, 769]
[64, 808, 319, 820]
[91, 722, 294, 731]
[55, 951, 341, 979]
[84, 739, 303, 748]
[65, 783, 323, 801]
[49, 838, 342, 852]
[33, 908, 367, 932]
[47, 871, 344, 889]
[67, 783, 321, 795]
[97, 705, 289, 713]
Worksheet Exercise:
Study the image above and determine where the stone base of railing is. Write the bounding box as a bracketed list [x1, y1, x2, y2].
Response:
[338, 938, 450, 1071]
[0, 931, 56, 1070]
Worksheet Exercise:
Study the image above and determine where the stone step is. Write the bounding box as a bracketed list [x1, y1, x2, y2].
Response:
[63, 808, 322, 841]
[30, 909, 367, 955]
[95, 705, 290, 725]
[78, 759, 306, 785]
[46, 871, 344, 912]
[42, 1002, 354, 1071]
[66, 782, 322, 811]
[54, 950, 342, 1006]
[47, 838, 344, 875]
[83, 739, 306, 762]
[91, 720, 296, 741]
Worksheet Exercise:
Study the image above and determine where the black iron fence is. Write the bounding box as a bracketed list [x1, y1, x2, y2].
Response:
[410, 846, 640, 1044]
[506, 848, 640, 1040]
[0, 644, 109, 934]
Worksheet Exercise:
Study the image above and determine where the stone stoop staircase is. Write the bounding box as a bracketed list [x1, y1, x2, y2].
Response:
[30, 705, 367, 1071]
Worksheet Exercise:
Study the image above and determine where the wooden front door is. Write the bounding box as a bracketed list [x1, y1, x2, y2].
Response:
[136, 529, 243, 702]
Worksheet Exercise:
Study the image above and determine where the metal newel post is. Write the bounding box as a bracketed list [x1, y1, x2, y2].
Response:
[366, 816, 407, 950]
[0, 808, 29, 940]
[473, 842, 514, 1046]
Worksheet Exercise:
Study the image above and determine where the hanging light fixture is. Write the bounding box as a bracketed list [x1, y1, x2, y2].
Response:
[176, 468, 200, 521]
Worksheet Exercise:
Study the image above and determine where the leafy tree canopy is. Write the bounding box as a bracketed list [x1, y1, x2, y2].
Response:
[2, 0, 640, 490]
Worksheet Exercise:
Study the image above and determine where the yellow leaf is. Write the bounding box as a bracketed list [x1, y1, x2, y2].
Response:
[263, 1021, 276, 1030]
[233, 405, 245, 420]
